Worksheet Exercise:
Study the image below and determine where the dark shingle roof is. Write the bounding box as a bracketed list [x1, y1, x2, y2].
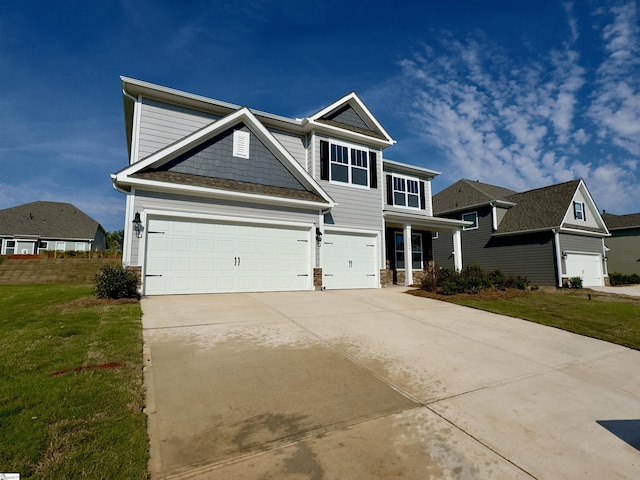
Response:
[602, 212, 640, 230]
[132, 171, 326, 203]
[0, 201, 103, 239]
[433, 179, 517, 214]
[497, 180, 581, 233]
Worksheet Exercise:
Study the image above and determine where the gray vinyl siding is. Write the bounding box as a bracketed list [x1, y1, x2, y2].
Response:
[129, 189, 319, 265]
[271, 130, 307, 169]
[433, 206, 557, 285]
[137, 98, 220, 161]
[315, 136, 383, 231]
[559, 233, 603, 253]
[605, 229, 640, 274]
[326, 106, 371, 131]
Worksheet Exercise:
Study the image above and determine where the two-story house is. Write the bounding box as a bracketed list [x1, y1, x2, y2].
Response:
[112, 77, 467, 295]
[432, 179, 610, 287]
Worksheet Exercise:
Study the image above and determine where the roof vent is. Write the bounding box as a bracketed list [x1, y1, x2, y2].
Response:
[233, 130, 250, 159]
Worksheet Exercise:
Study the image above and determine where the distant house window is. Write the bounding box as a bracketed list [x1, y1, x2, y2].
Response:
[574, 201, 586, 221]
[329, 142, 369, 187]
[394, 232, 423, 270]
[392, 174, 420, 209]
[462, 212, 478, 230]
[6, 240, 15, 255]
[232, 130, 250, 159]
[75, 242, 86, 251]
[56, 242, 65, 251]
[431, 231, 439, 239]
[38, 241, 48, 249]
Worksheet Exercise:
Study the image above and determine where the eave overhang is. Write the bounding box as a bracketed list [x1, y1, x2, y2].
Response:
[435, 199, 517, 216]
[383, 211, 471, 231]
[383, 159, 440, 178]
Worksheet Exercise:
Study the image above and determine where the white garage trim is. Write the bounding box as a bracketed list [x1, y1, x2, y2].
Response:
[139, 210, 315, 295]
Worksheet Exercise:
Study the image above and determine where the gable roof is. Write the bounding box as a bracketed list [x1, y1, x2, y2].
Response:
[497, 180, 581, 234]
[602, 212, 640, 230]
[0, 201, 104, 239]
[433, 179, 517, 214]
[308, 92, 395, 145]
[112, 106, 334, 209]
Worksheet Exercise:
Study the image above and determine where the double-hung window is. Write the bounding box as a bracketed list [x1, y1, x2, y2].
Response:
[329, 142, 369, 187]
[392, 175, 420, 209]
[573, 201, 586, 221]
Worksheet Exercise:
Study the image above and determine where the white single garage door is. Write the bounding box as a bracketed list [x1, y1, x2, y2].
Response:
[565, 253, 604, 287]
[323, 232, 378, 289]
[144, 217, 312, 295]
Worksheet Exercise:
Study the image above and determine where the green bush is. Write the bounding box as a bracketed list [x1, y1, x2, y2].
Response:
[420, 264, 529, 295]
[568, 276, 583, 289]
[609, 272, 640, 286]
[94, 265, 139, 299]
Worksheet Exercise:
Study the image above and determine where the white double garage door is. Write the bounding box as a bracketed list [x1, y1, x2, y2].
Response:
[143, 216, 378, 295]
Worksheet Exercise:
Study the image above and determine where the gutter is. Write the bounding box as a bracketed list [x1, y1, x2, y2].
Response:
[552, 229, 564, 288]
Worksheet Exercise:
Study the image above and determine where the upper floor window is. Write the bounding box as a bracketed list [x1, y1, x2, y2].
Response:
[386, 174, 426, 210]
[329, 142, 368, 187]
[462, 212, 478, 230]
[392, 175, 420, 209]
[320, 140, 377, 189]
[573, 201, 586, 221]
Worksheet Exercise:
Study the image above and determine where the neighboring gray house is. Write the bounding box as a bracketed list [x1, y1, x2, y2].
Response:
[432, 179, 610, 287]
[112, 77, 467, 295]
[0, 201, 107, 255]
[602, 212, 640, 275]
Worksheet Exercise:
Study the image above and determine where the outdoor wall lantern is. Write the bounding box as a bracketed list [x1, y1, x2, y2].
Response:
[316, 228, 323, 244]
[133, 212, 144, 238]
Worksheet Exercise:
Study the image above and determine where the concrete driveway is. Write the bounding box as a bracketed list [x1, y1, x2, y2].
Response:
[141, 288, 640, 479]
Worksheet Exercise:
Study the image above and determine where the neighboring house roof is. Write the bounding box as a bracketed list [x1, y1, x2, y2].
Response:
[602, 212, 640, 230]
[433, 179, 516, 214]
[434, 178, 608, 236]
[0, 201, 104, 239]
[497, 180, 581, 234]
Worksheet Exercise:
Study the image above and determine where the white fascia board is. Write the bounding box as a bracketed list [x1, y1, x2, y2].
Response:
[383, 211, 471, 230]
[307, 122, 394, 148]
[383, 159, 441, 178]
[576, 180, 611, 235]
[559, 226, 610, 237]
[436, 200, 517, 216]
[117, 176, 332, 210]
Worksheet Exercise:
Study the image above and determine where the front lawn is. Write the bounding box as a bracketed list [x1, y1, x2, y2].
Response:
[0, 284, 148, 479]
[410, 287, 640, 350]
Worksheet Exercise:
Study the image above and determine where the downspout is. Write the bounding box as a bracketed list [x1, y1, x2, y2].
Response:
[552, 229, 563, 287]
[490, 202, 497, 231]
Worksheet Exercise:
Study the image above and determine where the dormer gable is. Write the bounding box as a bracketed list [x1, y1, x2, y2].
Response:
[308, 92, 394, 147]
[560, 180, 609, 234]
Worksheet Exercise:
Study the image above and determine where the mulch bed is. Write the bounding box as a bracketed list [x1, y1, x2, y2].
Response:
[407, 287, 532, 302]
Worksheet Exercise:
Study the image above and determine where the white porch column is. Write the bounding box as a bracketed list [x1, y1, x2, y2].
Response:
[404, 224, 413, 286]
[453, 228, 463, 272]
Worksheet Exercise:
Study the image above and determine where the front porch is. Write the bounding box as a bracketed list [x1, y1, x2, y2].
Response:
[383, 211, 468, 286]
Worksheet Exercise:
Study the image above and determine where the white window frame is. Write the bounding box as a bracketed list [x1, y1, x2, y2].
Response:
[75, 242, 86, 251]
[5, 240, 16, 255]
[462, 212, 478, 230]
[56, 241, 66, 251]
[392, 173, 420, 210]
[329, 141, 369, 189]
[573, 201, 585, 221]
[394, 232, 423, 270]
[38, 240, 49, 250]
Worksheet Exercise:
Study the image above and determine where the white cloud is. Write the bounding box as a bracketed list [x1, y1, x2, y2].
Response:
[399, 1, 639, 214]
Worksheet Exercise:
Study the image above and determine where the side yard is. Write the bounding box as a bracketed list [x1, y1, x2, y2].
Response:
[0, 284, 148, 479]
[411, 287, 640, 350]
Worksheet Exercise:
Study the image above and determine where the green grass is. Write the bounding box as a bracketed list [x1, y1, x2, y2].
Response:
[0, 285, 148, 479]
[452, 289, 640, 350]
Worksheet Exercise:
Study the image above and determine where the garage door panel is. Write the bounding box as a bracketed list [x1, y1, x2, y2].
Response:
[144, 217, 311, 295]
[565, 253, 604, 287]
[323, 232, 378, 289]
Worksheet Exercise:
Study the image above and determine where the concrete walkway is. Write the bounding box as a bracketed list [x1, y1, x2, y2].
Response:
[141, 288, 640, 479]
[590, 284, 640, 297]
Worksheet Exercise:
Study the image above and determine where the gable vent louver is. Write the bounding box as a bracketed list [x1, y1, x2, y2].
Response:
[233, 130, 250, 159]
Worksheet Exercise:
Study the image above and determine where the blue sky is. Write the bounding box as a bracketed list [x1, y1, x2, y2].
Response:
[1, 1, 639, 231]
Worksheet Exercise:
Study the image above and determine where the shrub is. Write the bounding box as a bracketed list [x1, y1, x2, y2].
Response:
[95, 265, 139, 299]
[568, 276, 583, 289]
[609, 272, 640, 286]
[420, 263, 529, 294]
